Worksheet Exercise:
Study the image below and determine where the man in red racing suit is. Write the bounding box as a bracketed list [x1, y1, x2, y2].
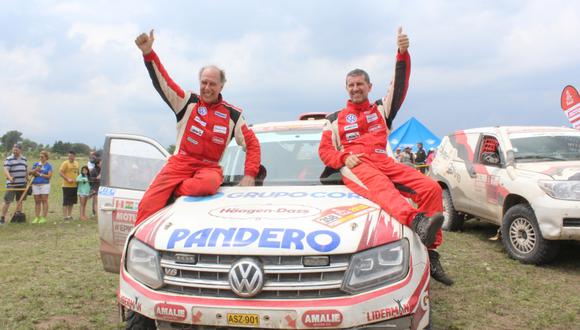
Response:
[318, 28, 453, 285]
[134, 30, 261, 225]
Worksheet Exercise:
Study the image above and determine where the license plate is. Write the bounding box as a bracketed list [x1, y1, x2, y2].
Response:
[227, 313, 260, 326]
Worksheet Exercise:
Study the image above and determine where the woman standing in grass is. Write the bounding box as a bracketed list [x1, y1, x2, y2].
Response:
[76, 166, 91, 220]
[30, 150, 52, 224]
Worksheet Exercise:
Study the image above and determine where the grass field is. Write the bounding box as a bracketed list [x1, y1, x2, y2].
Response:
[0, 157, 579, 329]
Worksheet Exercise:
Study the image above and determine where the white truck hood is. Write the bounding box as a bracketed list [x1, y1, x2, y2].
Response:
[134, 186, 403, 256]
[516, 161, 580, 180]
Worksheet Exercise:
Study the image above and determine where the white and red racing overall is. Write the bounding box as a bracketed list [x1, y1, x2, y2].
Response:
[318, 51, 443, 248]
[136, 51, 261, 225]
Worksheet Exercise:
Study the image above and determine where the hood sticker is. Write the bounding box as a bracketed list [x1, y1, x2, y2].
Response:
[166, 227, 340, 252]
[209, 204, 320, 220]
[314, 204, 377, 228]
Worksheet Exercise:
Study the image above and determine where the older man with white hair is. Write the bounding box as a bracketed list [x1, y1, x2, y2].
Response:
[133, 30, 261, 225]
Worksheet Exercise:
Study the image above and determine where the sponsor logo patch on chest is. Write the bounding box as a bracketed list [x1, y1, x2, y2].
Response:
[346, 132, 360, 141]
[194, 116, 206, 127]
[187, 137, 199, 145]
[344, 123, 358, 131]
[213, 125, 227, 134]
[345, 113, 357, 123]
[190, 125, 204, 136]
[368, 124, 384, 132]
[214, 111, 227, 119]
[212, 136, 225, 145]
[366, 113, 378, 123]
[197, 107, 208, 116]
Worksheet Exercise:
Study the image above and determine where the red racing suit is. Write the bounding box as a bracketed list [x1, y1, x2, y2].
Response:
[136, 50, 261, 225]
[318, 51, 443, 248]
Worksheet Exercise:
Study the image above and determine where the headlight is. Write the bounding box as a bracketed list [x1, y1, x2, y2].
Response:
[342, 239, 409, 294]
[538, 180, 580, 201]
[126, 238, 164, 289]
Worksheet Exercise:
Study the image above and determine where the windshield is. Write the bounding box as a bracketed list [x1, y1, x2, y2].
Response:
[220, 129, 341, 186]
[510, 133, 580, 162]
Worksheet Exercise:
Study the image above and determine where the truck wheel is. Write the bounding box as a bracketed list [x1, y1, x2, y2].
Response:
[500, 204, 559, 265]
[442, 188, 464, 231]
[125, 310, 156, 330]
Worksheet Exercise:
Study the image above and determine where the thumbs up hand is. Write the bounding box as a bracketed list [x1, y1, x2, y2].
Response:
[135, 29, 155, 55]
[397, 26, 409, 54]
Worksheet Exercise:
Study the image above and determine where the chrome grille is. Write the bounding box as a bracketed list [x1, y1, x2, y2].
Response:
[159, 252, 350, 299]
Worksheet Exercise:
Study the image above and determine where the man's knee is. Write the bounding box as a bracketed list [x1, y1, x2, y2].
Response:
[198, 174, 221, 195]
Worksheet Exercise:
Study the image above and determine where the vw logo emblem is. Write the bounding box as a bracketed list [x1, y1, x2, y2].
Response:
[346, 113, 357, 123]
[228, 258, 264, 298]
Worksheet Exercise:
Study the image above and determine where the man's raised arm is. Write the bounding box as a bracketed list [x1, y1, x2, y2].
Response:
[135, 29, 190, 115]
[380, 27, 411, 130]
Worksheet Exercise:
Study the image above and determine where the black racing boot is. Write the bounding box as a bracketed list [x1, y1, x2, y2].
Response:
[411, 212, 444, 247]
[429, 250, 454, 286]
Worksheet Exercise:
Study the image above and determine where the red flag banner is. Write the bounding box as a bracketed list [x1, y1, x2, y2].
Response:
[560, 85, 580, 129]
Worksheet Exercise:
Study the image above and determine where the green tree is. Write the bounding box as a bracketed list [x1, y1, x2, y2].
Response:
[167, 144, 176, 154]
[1, 130, 23, 152]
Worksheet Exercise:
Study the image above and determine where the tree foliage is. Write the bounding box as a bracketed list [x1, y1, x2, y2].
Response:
[1, 130, 23, 152]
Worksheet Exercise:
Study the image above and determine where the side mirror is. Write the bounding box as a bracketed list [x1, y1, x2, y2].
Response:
[505, 149, 516, 180]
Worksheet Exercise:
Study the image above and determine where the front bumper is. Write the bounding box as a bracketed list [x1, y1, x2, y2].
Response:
[532, 195, 580, 240]
[118, 259, 430, 329]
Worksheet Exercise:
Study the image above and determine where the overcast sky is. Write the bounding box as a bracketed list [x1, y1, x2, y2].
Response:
[1, 0, 579, 149]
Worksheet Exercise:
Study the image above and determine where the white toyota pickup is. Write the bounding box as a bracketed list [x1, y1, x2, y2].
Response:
[98, 119, 431, 329]
[430, 126, 580, 264]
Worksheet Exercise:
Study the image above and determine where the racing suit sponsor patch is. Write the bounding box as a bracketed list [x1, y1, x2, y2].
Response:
[346, 113, 357, 123]
[366, 113, 378, 122]
[194, 116, 207, 127]
[190, 125, 204, 136]
[344, 123, 358, 131]
[374, 149, 386, 154]
[212, 136, 225, 145]
[187, 137, 199, 145]
[215, 111, 227, 119]
[197, 106, 208, 116]
[213, 125, 227, 134]
[346, 132, 360, 141]
[368, 124, 384, 132]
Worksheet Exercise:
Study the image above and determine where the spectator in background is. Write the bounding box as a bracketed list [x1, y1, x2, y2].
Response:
[89, 158, 101, 217]
[394, 148, 403, 162]
[86, 152, 100, 216]
[59, 150, 79, 221]
[76, 165, 91, 221]
[30, 150, 52, 224]
[415, 142, 427, 174]
[426, 148, 436, 174]
[87, 151, 97, 172]
[400, 146, 415, 167]
[1, 144, 28, 224]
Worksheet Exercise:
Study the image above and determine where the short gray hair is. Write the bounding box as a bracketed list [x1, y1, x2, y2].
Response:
[346, 68, 371, 84]
[199, 65, 227, 84]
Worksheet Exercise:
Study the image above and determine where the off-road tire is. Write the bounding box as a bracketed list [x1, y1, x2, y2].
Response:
[501, 204, 559, 265]
[125, 310, 156, 330]
[441, 188, 464, 231]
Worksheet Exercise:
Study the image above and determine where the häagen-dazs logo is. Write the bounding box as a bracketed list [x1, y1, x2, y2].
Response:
[209, 204, 320, 220]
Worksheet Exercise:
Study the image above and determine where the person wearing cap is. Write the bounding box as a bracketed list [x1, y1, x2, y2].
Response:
[133, 30, 261, 225]
[318, 27, 453, 286]
[1, 144, 28, 224]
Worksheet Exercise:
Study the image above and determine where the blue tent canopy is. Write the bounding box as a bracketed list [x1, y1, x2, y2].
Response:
[389, 117, 441, 152]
